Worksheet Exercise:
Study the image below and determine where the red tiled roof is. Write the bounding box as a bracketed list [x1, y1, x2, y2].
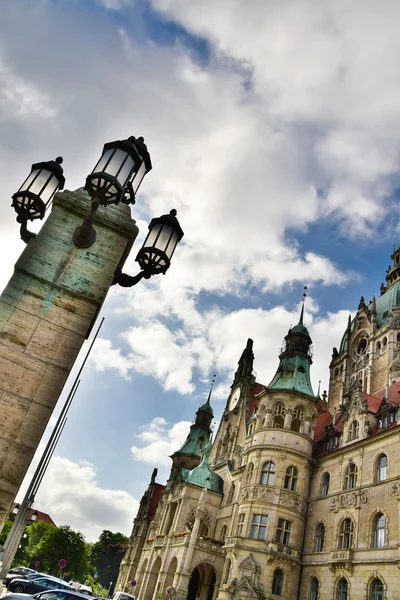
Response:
[148, 483, 165, 519]
[373, 380, 400, 407]
[248, 382, 266, 418]
[12, 504, 56, 526]
[361, 392, 382, 414]
[314, 409, 333, 443]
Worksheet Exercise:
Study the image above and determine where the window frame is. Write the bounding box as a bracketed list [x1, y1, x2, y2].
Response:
[337, 578, 348, 600]
[370, 578, 384, 600]
[338, 518, 353, 549]
[309, 578, 319, 600]
[250, 513, 268, 540]
[321, 472, 330, 496]
[237, 513, 245, 537]
[260, 461, 276, 485]
[373, 513, 386, 548]
[275, 518, 291, 546]
[272, 569, 284, 596]
[284, 466, 298, 492]
[246, 462, 254, 485]
[344, 463, 358, 490]
[376, 454, 387, 482]
[315, 523, 325, 552]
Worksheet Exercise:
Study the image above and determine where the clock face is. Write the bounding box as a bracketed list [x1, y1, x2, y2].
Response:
[229, 387, 241, 410]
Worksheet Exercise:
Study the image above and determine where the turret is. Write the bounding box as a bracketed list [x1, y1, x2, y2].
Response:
[166, 384, 214, 488]
[385, 243, 400, 288]
[268, 303, 316, 398]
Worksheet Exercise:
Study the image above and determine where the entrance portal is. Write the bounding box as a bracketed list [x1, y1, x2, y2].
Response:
[186, 565, 216, 600]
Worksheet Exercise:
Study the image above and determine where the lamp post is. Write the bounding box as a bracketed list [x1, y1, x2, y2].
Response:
[1, 131, 184, 541]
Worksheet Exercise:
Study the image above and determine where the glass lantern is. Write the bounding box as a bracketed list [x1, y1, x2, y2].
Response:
[12, 157, 65, 222]
[136, 209, 184, 275]
[85, 136, 152, 206]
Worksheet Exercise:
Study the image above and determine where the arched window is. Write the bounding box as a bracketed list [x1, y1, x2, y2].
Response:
[315, 523, 325, 552]
[309, 578, 319, 600]
[321, 472, 330, 496]
[334, 368, 339, 377]
[291, 405, 304, 432]
[376, 341, 381, 352]
[220, 525, 227, 542]
[339, 519, 353, 549]
[345, 463, 358, 489]
[383, 337, 387, 347]
[337, 578, 348, 600]
[223, 558, 232, 585]
[370, 578, 384, 600]
[246, 462, 254, 484]
[397, 333, 400, 342]
[273, 403, 285, 428]
[272, 569, 284, 596]
[373, 513, 386, 548]
[227, 483, 235, 504]
[376, 454, 387, 482]
[284, 466, 298, 491]
[349, 420, 359, 440]
[260, 461, 275, 485]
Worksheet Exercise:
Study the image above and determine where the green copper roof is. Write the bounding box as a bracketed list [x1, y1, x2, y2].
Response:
[198, 391, 214, 416]
[339, 282, 400, 354]
[290, 303, 310, 336]
[175, 425, 208, 457]
[268, 354, 316, 398]
[182, 445, 224, 495]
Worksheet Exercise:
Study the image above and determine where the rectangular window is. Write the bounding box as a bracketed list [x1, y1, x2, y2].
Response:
[237, 513, 245, 537]
[250, 514, 268, 540]
[275, 518, 291, 546]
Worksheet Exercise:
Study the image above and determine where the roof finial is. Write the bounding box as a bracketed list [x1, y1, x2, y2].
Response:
[317, 380, 321, 396]
[394, 242, 397, 254]
[206, 374, 216, 406]
[299, 286, 307, 325]
[385, 379, 389, 401]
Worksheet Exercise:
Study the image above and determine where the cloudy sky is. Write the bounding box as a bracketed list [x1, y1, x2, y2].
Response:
[2, 0, 400, 542]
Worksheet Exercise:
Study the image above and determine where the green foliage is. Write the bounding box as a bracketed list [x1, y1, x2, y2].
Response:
[89, 530, 128, 591]
[0, 516, 12, 546]
[5, 521, 127, 591]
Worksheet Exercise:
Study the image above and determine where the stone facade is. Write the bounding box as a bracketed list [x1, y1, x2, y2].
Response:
[117, 251, 400, 600]
[0, 188, 138, 531]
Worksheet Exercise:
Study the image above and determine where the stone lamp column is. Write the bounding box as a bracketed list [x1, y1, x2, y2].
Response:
[0, 188, 138, 531]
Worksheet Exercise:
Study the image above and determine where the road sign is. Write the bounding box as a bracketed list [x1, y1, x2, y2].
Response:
[58, 559, 67, 569]
[131, 580, 137, 587]
[35, 561, 40, 567]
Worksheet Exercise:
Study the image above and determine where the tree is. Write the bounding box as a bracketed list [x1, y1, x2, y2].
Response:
[89, 530, 128, 592]
[24, 523, 89, 580]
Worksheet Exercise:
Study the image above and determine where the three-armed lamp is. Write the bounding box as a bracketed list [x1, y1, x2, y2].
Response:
[10, 135, 184, 288]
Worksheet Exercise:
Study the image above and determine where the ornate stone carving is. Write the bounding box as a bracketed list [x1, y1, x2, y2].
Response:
[390, 481, 400, 498]
[329, 490, 369, 511]
[280, 491, 300, 510]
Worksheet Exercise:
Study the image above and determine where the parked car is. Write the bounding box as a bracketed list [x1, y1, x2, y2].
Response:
[8, 566, 37, 576]
[8, 576, 73, 594]
[6, 590, 94, 600]
[5, 571, 47, 587]
[112, 593, 136, 600]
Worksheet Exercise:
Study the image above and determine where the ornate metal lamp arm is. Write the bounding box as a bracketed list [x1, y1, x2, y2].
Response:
[112, 266, 151, 287]
[18, 219, 36, 244]
[73, 198, 100, 248]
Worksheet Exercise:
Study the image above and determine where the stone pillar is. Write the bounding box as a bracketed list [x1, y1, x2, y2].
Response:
[264, 408, 273, 428]
[283, 409, 293, 429]
[0, 188, 138, 531]
[176, 502, 205, 600]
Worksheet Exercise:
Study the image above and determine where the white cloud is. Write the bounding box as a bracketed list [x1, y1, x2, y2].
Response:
[18, 443, 138, 542]
[131, 417, 191, 467]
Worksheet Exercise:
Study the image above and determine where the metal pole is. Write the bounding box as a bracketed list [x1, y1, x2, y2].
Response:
[0, 318, 104, 578]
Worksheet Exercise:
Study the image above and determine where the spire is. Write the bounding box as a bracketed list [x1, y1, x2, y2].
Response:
[268, 289, 315, 398]
[201, 374, 215, 412]
[232, 338, 254, 387]
[299, 286, 307, 325]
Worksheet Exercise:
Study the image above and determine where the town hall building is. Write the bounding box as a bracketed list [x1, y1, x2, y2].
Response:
[116, 249, 400, 600]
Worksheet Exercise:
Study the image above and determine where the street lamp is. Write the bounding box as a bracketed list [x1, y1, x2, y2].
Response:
[11, 157, 65, 243]
[73, 135, 152, 248]
[113, 209, 184, 287]
[10, 134, 184, 286]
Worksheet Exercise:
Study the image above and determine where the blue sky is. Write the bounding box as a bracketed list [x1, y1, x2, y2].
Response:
[1, 0, 400, 540]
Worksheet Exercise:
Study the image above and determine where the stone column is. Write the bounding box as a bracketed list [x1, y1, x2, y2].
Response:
[264, 408, 273, 428]
[0, 188, 138, 531]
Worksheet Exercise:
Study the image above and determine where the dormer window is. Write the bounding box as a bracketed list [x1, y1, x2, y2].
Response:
[349, 420, 359, 440]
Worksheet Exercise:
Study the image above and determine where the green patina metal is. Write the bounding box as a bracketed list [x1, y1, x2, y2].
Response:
[339, 282, 400, 354]
[268, 304, 316, 399]
[182, 444, 224, 495]
[175, 424, 208, 457]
